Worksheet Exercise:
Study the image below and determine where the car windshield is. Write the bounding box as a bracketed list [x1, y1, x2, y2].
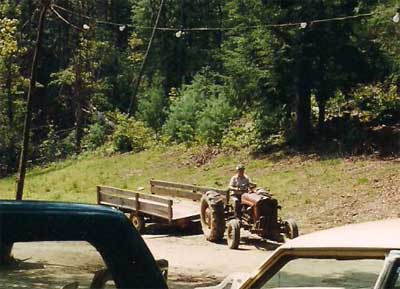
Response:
[258, 258, 384, 289]
[0, 241, 116, 289]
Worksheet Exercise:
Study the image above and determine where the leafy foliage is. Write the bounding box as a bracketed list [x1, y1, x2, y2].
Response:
[163, 71, 237, 144]
[82, 122, 111, 151]
[221, 117, 258, 151]
[137, 85, 167, 132]
[348, 80, 399, 123]
[110, 112, 154, 153]
[0, 3, 26, 175]
[197, 95, 237, 145]
[163, 72, 210, 143]
[1, 0, 400, 175]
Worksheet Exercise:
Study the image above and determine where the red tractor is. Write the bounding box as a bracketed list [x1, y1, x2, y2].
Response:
[200, 187, 298, 249]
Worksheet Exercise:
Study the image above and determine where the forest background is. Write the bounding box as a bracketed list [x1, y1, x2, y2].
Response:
[1, 0, 399, 179]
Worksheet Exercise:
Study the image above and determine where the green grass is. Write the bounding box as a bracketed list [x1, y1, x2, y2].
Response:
[1, 146, 399, 232]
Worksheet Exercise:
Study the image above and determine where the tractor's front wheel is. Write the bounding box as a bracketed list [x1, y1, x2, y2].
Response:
[283, 218, 299, 240]
[200, 191, 225, 242]
[227, 219, 241, 249]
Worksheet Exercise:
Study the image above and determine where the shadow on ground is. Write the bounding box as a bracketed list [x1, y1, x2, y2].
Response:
[144, 221, 203, 236]
[0, 260, 99, 289]
[144, 221, 280, 251]
[169, 274, 220, 289]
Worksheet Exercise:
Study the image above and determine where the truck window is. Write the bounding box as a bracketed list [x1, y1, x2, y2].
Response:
[0, 241, 116, 289]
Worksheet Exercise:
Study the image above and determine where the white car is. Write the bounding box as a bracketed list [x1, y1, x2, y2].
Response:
[200, 219, 400, 289]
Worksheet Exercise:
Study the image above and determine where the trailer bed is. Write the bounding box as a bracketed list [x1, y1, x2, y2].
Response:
[97, 186, 199, 224]
[169, 198, 200, 221]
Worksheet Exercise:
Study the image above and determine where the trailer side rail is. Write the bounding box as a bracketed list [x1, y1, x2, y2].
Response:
[150, 180, 229, 203]
[97, 185, 173, 222]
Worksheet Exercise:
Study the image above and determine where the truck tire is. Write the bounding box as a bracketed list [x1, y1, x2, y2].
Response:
[227, 219, 240, 249]
[284, 218, 299, 239]
[129, 213, 145, 233]
[200, 191, 225, 242]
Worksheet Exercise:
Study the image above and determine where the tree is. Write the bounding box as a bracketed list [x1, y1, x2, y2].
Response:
[0, 5, 26, 176]
[367, 2, 400, 88]
[222, 0, 383, 144]
[131, 0, 225, 101]
[16, 0, 51, 200]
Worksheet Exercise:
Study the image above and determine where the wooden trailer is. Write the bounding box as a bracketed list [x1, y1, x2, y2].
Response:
[97, 181, 227, 232]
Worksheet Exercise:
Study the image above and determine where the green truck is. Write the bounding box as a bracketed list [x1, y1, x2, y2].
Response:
[0, 201, 168, 289]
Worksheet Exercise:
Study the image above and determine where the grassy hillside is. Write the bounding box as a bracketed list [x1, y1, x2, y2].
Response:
[1, 146, 399, 232]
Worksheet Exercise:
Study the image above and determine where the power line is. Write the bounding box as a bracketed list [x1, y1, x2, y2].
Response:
[50, 5, 84, 32]
[51, 4, 384, 33]
[128, 0, 166, 115]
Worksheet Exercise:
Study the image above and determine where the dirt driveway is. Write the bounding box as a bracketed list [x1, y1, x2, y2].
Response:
[4, 230, 273, 289]
[144, 232, 275, 288]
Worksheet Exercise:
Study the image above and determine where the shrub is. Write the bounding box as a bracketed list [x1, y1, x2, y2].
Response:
[351, 81, 400, 122]
[59, 130, 77, 157]
[163, 70, 237, 144]
[254, 108, 287, 139]
[162, 92, 200, 143]
[0, 128, 18, 176]
[197, 95, 237, 145]
[39, 126, 77, 162]
[137, 86, 167, 132]
[221, 117, 258, 151]
[326, 80, 400, 123]
[39, 124, 61, 162]
[83, 121, 111, 151]
[162, 73, 209, 143]
[110, 112, 154, 153]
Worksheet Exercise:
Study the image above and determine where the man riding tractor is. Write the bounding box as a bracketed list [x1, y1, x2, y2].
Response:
[200, 164, 299, 249]
[229, 164, 256, 218]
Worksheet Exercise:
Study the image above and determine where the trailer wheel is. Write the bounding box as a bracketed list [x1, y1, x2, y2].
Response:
[284, 218, 299, 239]
[200, 191, 225, 242]
[130, 213, 145, 233]
[227, 219, 240, 249]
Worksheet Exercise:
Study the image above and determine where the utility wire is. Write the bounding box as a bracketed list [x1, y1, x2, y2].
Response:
[51, 4, 377, 32]
[128, 0, 166, 115]
[50, 5, 84, 32]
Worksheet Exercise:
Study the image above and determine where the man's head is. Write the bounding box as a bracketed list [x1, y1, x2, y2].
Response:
[236, 164, 245, 176]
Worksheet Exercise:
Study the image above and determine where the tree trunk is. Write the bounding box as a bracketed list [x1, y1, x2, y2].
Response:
[74, 54, 84, 152]
[295, 83, 312, 145]
[16, 0, 50, 201]
[318, 99, 326, 133]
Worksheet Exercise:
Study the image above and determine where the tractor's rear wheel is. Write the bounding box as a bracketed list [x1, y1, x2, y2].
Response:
[284, 218, 299, 239]
[227, 219, 241, 249]
[200, 191, 225, 242]
[130, 213, 145, 233]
